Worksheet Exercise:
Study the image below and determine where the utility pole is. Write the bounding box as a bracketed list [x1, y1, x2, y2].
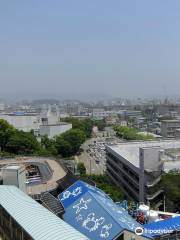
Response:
[163, 194, 166, 212]
[89, 158, 92, 176]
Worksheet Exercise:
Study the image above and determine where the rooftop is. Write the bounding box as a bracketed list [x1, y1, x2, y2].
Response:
[0, 185, 88, 240]
[0, 157, 66, 195]
[107, 140, 180, 168]
[2, 165, 22, 170]
[145, 216, 180, 237]
[161, 119, 180, 123]
[40, 122, 71, 127]
[58, 180, 152, 240]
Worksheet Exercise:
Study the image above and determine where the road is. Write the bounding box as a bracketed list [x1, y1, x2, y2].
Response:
[75, 127, 123, 175]
[75, 138, 106, 175]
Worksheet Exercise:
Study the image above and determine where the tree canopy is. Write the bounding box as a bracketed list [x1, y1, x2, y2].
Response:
[64, 117, 105, 138]
[55, 129, 86, 157]
[77, 162, 86, 175]
[0, 119, 16, 151]
[0, 120, 39, 154]
[113, 125, 154, 140]
[6, 131, 39, 154]
[82, 174, 125, 202]
[161, 170, 180, 212]
[0, 117, 105, 158]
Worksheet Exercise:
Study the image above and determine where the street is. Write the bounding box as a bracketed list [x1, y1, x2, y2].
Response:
[75, 138, 106, 175]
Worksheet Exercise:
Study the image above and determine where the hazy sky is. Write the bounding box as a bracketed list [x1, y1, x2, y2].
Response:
[1, 1, 180, 100]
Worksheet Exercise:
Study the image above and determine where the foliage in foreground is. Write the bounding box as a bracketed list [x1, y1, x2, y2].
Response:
[82, 174, 125, 202]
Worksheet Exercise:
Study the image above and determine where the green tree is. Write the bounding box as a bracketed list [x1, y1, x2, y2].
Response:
[55, 129, 86, 157]
[6, 131, 40, 154]
[77, 162, 86, 175]
[113, 125, 154, 140]
[0, 119, 15, 151]
[161, 170, 180, 211]
[64, 117, 85, 131]
[82, 174, 125, 202]
[64, 117, 106, 138]
[55, 137, 72, 157]
[94, 119, 106, 131]
[41, 135, 57, 155]
[61, 129, 86, 153]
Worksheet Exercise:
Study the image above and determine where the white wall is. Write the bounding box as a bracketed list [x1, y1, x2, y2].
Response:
[0, 114, 39, 132]
[40, 123, 72, 138]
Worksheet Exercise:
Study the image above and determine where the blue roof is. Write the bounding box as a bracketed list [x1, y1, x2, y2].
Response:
[13, 111, 25, 115]
[144, 216, 180, 237]
[58, 180, 151, 240]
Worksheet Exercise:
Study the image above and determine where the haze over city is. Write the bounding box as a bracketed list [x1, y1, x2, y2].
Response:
[1, 2, 180, 240]
[1, 1, 180, 100]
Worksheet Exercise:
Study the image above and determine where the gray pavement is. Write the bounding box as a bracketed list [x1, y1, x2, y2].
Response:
[76, 138, 107, 175]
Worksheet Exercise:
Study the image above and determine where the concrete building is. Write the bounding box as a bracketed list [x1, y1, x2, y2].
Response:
[155, 104, 180, 115]
[0, 108, 67, 138]
[0, 157, 67, 196]
[92, 108, 117, 120]
[106, 140, 180, 208]
[2, 165, 26, 193]
[0, 113, 39, 132]
[39, 122, 72, 138]
[161, 119, 180, 138]
[122, 110, 142, 119]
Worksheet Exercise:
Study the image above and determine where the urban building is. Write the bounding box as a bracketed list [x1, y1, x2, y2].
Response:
[0, 113, 39, 132]
[1, 165, 26, 193]
[59, 180, 151, 240]
[0, 185, 88, 240]
[39, 122, 72, 138]
[161, 119, 180, 138]
[92, 108, 117, 120]
[121, 110, 142, 119]
[155, 104, 180, 115]
[0, 157, 67, 197]
[0, 109, 71, 139]
[106, 140, 180, 208]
